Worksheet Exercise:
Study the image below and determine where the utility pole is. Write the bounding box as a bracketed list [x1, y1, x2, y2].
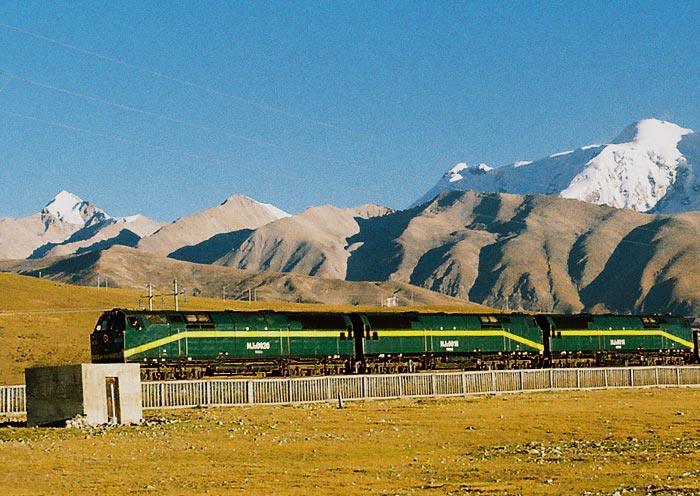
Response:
[223, 285, 228, 301]
[141, 283, 165, 311]
[174, 279, 179, 311]
[147, 283, 153, 311]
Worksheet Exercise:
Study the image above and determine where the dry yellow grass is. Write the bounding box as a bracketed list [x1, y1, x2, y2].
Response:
[1, 388, 699, 495]
[0, 272, 484, 385]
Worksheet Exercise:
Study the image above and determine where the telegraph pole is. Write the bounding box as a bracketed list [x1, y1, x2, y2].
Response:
[147, 283, 153, 311]
[174, 279, 179, 311]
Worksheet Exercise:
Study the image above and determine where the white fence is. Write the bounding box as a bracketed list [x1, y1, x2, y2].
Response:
[140, 366, 700, 409]
[2, 367, 700, 416]
[0, 385, 25, 416]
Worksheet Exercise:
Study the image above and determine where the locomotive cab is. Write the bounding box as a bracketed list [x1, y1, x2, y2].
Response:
[90, 310, 127, 363]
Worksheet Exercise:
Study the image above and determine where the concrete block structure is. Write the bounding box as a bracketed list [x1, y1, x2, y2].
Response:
[25, 364, 142, 427]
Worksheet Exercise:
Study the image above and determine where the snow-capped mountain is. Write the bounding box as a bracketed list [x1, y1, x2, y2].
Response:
[43, 190, 107, 226]
[0, 191, 162, 260]
[414, 119, 700, 214]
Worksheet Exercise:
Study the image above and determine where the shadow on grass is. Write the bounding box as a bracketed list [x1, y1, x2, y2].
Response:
[0, 420, 27, 428]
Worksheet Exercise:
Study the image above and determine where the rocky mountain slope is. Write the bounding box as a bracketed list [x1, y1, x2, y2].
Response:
[3, 189, 698, 314]
[137, 195, 290, 257]
[415, 119, 700, 214]
[209, 204, 390, 279]
[0, 245, 468, 307]
[196, 190, 700, 315]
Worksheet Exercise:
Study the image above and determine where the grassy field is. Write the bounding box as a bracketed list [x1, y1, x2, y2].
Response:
[0, 272, 483, 385]
[2, 272, 700, 494]
[1, 388, 699, 495]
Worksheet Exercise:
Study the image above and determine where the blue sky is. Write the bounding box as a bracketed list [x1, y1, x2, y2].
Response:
[1, 1, 699, 221]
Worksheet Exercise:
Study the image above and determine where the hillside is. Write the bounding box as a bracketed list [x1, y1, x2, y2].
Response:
[194, 190, 700, 315]
[3, 190, 700, 315]
[0, 245, 467, 307]
[136, 195, 290, 256]
[213, 204, 392, 279]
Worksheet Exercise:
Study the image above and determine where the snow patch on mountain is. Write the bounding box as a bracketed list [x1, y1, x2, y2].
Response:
[120, 214, 143, 223]
[258, 201, 291, 219]
[560, 119, 693, 211]
[222, 196, 290, 220]
[44, 190, 93, 225]
[443, 163, 494, 184]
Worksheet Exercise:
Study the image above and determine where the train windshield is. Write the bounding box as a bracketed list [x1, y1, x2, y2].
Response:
[94, 312, 125, 332]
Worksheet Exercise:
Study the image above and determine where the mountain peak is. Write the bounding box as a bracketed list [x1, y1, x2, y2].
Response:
[44, 191, 88, 225]
[42, 190, 111, 228]
[611, 118, 693, 145]
[221, 194, 290, 219]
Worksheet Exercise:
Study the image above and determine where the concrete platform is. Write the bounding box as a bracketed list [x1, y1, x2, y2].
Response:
[25, 364, 142, 427]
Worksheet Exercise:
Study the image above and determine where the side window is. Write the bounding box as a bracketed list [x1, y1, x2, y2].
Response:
[167, 314, 185, 324]
[128, 317, 142, 329]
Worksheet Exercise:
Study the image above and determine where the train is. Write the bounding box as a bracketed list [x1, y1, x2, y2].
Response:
[90, 309, 700, 380]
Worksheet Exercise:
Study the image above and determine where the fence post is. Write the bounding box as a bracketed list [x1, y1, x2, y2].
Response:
[549, 369, 554, 389]
[519, 370, 524, 391]
[206, 380, 212, 406]
[247, 380, 255, 405]
[461, 372, 467, 396]
[630, 368, 635, 388]
[655, 367, 659, 386]
[326, 377, 332, 401]
[158, 382, 165, 408]
[576, 369, 581, 389]
[362, 376, 369, 399]
[431, 374, 437, 397]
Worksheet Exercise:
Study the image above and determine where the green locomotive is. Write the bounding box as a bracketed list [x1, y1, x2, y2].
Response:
[90, 309, 699, 379]
[537, 314, 696, 367]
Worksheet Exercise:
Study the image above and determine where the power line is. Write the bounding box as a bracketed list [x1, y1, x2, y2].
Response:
[0, 69, 360, 167]
[0, 21, 422, 153]
[0, 70, 279, 148]
[0, 307, 111, 316]
[0, 106, 234, 166]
